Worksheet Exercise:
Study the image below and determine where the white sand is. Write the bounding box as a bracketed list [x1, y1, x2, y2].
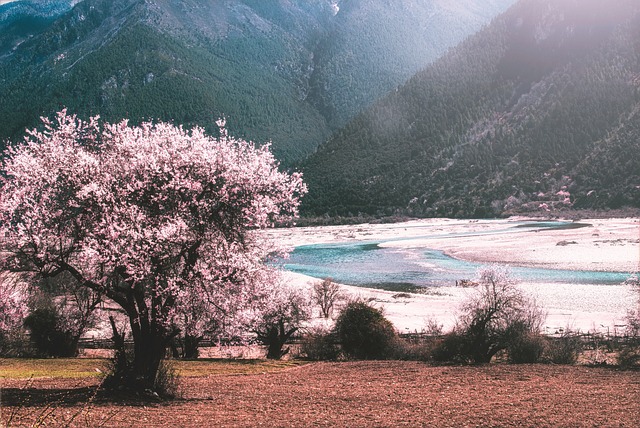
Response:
[270, 218, 640, 334]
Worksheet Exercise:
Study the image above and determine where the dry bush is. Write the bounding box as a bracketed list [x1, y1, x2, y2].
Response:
[389, 336, 438, 362]
[507, 331, 546, 364]
[544, 332, 582, 365]
[300, 327, 341, 361]
[434, 266, 546, 364]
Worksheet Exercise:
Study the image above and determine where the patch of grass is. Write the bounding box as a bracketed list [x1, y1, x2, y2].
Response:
[173, 359, 308, 377]
[0, 358, 107, 379]
[0, 358, 308, 380]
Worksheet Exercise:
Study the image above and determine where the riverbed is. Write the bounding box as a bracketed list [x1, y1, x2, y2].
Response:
[267, 217, 640, 334]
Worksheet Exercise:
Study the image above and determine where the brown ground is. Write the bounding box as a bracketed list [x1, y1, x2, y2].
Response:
[2, 361, 639, 427]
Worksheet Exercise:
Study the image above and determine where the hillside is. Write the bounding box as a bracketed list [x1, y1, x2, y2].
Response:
[0, 0, 76, 54]
[0, 0, 515, 163]
[302, 0, 640, 217]
[307, 0, 515, 129]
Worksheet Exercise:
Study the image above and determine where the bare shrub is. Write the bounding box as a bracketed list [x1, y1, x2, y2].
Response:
[451, 265, 546, 364]
[313, 278, 343, 319]
[624, 309, 640, 337]
[424, 318, 445, 336]
[544, 332, 582, 365]
[389, 336, 437, 362]
[300, 327, 341, 361]
[154, 359, 181, 399]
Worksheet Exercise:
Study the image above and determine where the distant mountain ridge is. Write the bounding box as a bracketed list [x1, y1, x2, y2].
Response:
[0, 0, 79, 54]
[301, 0, 640, 217]
[0, 0, 515, 163]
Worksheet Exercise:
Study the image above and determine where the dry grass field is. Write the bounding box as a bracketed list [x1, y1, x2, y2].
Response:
[1, 359, 639, 427]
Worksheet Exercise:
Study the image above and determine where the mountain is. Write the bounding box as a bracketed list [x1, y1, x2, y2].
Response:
[0, 0, 515, 163]
[306, 0, 516, 130]
[301, 0, 640, 217]
[0, 1, 78, 54]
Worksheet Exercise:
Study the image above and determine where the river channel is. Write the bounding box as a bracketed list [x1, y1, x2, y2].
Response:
[283, 221, 632, 292]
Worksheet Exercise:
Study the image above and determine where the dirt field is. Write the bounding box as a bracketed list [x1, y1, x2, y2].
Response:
[2, 361, 639, 427]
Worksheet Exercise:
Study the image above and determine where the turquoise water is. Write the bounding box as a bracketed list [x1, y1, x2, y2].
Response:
[282, 222, 631, 291]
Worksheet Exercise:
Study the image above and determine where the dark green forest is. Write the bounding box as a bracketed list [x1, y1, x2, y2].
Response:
[301, 0, 640, 217]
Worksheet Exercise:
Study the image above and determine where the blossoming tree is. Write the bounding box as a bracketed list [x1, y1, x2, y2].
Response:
[249, 278, 312, 359]
[0, 110, 306, 391]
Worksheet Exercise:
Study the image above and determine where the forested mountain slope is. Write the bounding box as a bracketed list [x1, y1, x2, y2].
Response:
[307, 0, 514, 129]
[0, 0, 514, 163]
[302, 0, 640, 217]
[0, 0, 77, 54]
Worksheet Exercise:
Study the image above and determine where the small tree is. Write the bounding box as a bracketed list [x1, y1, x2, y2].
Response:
[448, 265, 545, 364]
[170, 290, 223, 359]
[251, 280, 312, 359]
[334, 300, 397, 360]
[0, 110, 306, 392]
[313, 278, 343, 319]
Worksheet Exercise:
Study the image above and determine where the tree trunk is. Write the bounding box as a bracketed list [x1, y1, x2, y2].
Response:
[132, 334, 166, 391]
[106, 312, 175, 394]
[182, 334, 201, 359]
[264, 321, 298, 360]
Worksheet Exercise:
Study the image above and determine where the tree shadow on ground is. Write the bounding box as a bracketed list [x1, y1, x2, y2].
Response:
[0, 386, 191, 407]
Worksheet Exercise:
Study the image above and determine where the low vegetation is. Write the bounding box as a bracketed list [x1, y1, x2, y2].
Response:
[0, 358, 307, 381]
[298, 265, 640, 368]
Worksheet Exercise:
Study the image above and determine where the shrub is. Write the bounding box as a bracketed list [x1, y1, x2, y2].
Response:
[431, 331, 473, 364]
[544, 333, 582, 365]
[450, 265, 546, 364]
[508, 331, 546, 364]
[617, 346, 640, 368]
[154, 359, 181, 399]
[300, 327, 341, 361]
[334, 301, 397, 360]
[389, 336, 436, 362]
[0, 327, 30, 357]
[105, 353, 180, 399]
[23, 307, 78, 357]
